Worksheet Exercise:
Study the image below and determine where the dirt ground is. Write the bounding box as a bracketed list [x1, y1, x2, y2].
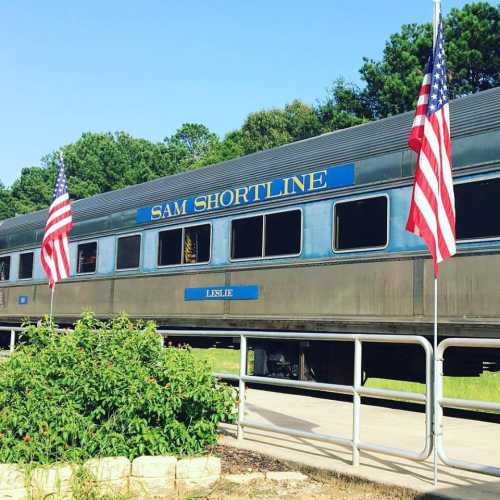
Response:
[212, 445, 292, 474]
[209, 480, 418, 500]
[208, 446, 432, 500]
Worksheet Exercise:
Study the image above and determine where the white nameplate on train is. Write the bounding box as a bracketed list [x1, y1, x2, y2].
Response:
[184, 285, 259, 301]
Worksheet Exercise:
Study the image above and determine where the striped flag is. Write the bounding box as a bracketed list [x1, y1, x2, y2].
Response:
[406, 15, 456, 277]
[41, 154, 73, 289]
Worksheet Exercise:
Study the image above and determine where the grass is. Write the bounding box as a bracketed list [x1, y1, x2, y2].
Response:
[367, 370, 500, 403]
[191, 347, 500, 403]
[192, 347, 251, 375]
[70, 467, 132, 500]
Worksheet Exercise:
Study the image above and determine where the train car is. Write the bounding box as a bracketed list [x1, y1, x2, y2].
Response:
[1, 87, 500, 383]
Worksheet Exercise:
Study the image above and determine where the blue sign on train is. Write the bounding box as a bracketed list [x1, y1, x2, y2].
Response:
[136, 163, 355, 224]
[184, 285, 259, 301]
[17, 295, 28, 305]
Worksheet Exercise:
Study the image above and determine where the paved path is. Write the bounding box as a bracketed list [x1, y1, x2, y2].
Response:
[220, 388, 500, 500]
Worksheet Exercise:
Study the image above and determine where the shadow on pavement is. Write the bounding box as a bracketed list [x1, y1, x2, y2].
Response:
[416, 480, 500, 500]
[246, 402, 319, 432]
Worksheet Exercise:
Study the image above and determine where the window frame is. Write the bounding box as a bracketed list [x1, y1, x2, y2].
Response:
[157, 222, 212, 268]
[76, 240, 99, 276]
[229, 213, 264, 261]
[0, 254, 11, 282]
[229, 207, 303, 262]
[115, 232, 142, 272]
[332, 193, 390, 254]
[454, 175, 500, 244]
[18, 251, 34, 280]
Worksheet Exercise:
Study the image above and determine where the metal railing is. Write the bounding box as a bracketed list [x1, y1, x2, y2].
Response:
[436, 338, 500, 476]
[0, 325, 67, 354]
[160, 329, 433, 466]
[5, 324, 500, 477]
[0, 326, 20, 355]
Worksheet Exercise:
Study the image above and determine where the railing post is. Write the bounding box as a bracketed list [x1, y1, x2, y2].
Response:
[156, 329, 436, 465]
[434, 338, 500, 476]
[352, 338, 362, 466]
[237, 334, 247, 440]
[435, 345, 444, 464]
[9, 329, 15, 353]
[422, 337, 433, 461]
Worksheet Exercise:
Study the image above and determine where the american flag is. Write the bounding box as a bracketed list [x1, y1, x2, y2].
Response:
[41, 154, 73, 289]
[406, 15, 456, 277]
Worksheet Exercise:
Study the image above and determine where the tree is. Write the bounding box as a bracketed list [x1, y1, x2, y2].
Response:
[239, 108, 291, 154]
[164, 123, 220, 170]
[4, 132, 178, 216]
[445, 2, 500, 94]
[55, 132, 176, 198]
[235, 100, 322, 155]
[0, 183, 14, 220]
[10, 167, 54, 215]
[335, 2, 500, 119]
[358, 21, 433, 118]
[283, 100, 323, 142]
[316, 79, 371, 132]
[196, 129, 245, 168]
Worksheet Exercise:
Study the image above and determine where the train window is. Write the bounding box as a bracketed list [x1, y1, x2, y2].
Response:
[455, 178, 500, 240]
[265, 210, 302, 257]
[116, 234, 141, 270]
[0, 256, 11, 281]
[231, 216, 263, 259]
[158, 224, 211, 266]
[183, 225, 210, 264]
[334, 195, 388, 251]
[77, 242, 97, 274]
[158, 229, 182, 266]
[18, 252, 34, 279]
[232, 210, 302, 260]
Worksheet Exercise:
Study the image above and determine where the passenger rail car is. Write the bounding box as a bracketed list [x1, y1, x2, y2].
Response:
[1, 87, 500, 382]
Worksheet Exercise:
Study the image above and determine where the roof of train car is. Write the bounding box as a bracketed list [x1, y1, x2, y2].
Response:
[1, 86, 500, 238]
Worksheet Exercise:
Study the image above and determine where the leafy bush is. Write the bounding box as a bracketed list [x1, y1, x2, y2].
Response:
[0, 313, 236, 464]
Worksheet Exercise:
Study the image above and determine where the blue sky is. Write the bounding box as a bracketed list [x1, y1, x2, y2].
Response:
[0, 0, 472, 186]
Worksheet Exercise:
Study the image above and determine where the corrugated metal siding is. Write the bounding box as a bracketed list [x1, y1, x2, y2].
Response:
[1, 86, 500, 238]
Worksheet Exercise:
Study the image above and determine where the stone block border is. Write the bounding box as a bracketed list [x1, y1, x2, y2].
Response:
[0, 455, 307, 498]
[0, 455, 221, 499]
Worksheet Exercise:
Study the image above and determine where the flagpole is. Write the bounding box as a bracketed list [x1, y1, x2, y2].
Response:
[433, 277, 438, 487]
[432, 0, 440, 489]
[49, 285, 55, 323]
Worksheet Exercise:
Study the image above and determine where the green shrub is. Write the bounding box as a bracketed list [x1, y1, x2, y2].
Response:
[0, 313, 236, 464]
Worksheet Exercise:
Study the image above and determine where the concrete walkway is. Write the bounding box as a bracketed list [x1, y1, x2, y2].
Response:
[220, 388, 500, 500]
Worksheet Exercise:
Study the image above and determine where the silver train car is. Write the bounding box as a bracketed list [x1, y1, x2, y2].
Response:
[1, 87, 500, 382]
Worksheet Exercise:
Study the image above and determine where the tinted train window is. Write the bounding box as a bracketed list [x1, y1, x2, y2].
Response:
[231, 216, 263, 259]
[158, 224, 211, 266]
[231, 210, 302, 259]
[265, 210, 301, 257]
[334, 196, 388, 251]
[19, 252, 34, 279]
[0, 256, 11, 281]
[116, 235, 141, 270]
[456, 178, 500, 240]
[77, 242, 97, 274]
[184, 225, 210, 264]
[158, 229, 182, 266]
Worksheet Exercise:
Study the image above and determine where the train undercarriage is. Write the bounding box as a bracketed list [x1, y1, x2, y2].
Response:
[2, 316, 500, 384]
[250, 339, 500, 383]
[159, 331, 500, 384]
